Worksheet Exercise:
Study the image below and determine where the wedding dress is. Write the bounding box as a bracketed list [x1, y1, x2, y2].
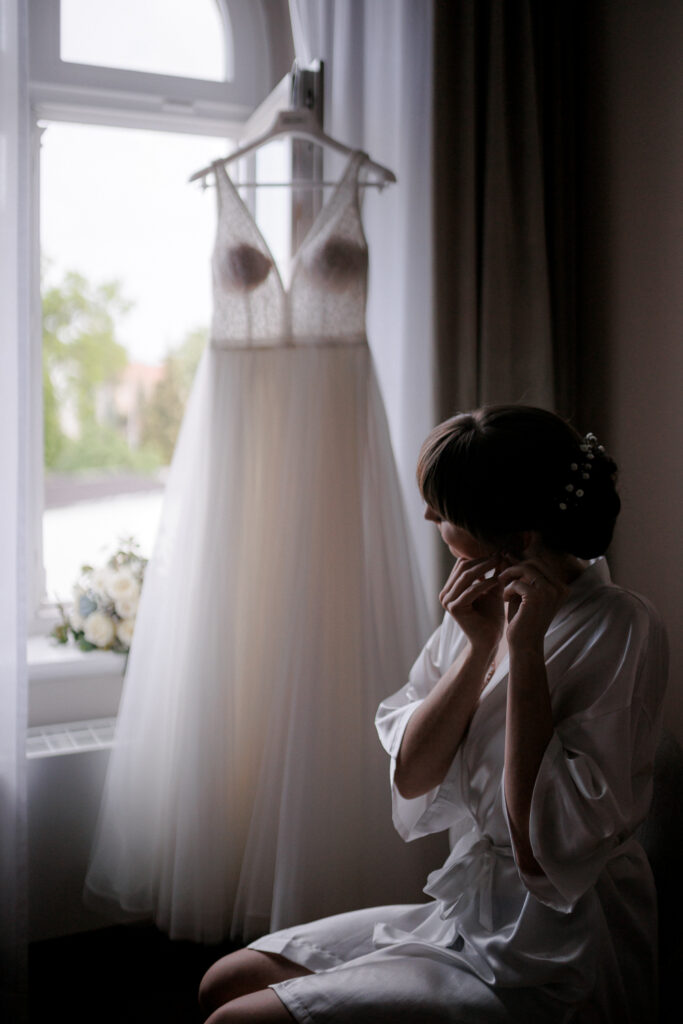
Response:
[85, 150, 443, 944]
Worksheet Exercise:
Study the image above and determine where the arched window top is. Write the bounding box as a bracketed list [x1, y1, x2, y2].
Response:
[29, 0, 293, 134]
[60, 0, 232, 83]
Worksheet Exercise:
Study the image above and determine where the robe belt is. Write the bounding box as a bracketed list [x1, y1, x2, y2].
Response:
[423, 829, 514, 932]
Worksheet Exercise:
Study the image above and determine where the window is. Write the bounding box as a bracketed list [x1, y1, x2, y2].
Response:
[40, 128, 298, 601]
[28, 0, 281, 133]
[40, 122, 220, 602]
[28, 0, 293, 629]
[60, 0, 230, 82]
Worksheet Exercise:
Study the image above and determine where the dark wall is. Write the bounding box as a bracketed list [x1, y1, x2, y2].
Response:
[577, 0, 683, 738]
[432, 0, 683, 735]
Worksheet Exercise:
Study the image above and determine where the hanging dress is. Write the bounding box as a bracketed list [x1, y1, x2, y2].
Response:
[85, 151, 444, 944]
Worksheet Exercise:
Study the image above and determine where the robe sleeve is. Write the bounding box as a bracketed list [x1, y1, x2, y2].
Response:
[507, 590, 669, 912]
[375, 613, 470, 841]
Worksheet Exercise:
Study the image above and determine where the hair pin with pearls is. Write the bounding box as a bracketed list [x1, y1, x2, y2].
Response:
[558, 433, 605, 511]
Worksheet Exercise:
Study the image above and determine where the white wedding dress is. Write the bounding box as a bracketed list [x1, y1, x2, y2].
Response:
[85, 151, 443, 943]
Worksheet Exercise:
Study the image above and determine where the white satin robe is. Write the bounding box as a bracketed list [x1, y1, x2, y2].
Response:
[250, 558, 668, 1023]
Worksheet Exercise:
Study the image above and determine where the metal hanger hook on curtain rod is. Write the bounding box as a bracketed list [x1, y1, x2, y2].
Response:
[289, 57, 319, 113]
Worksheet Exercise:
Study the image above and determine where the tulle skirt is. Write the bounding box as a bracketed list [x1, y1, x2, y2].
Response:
[85, 340, 444, 943]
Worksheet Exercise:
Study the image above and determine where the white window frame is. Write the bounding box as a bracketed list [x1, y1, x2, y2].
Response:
[28, 0, 294, 135]
[26, 0, 293, 719]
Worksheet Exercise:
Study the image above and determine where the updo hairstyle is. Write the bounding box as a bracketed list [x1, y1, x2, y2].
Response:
[416, 405, 620, 559]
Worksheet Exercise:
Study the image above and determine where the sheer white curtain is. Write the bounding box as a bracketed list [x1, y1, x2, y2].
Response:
[0, 0, 29, 1018]
[289, 0, 438, 606]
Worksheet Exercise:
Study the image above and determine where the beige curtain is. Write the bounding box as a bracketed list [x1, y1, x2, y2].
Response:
[289, 0, 439, 602]
[287, 0, 579, 601]
[433, 0, 578, 421]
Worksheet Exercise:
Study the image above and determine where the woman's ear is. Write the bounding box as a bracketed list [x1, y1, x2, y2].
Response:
[520, 530, 541, 557]
[501, 531, 536, 559]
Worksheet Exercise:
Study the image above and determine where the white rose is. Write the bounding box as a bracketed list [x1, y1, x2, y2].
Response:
[84, 611, 115, 648]
[116, 617, 136, 649]
[69, 607, 85, 632]
[89, 568, 111, 595]
[105, 569, 140, 603]
[114, 593, 139, 619]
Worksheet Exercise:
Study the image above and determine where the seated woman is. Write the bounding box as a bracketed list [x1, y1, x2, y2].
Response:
[199, 405, 668, 1023]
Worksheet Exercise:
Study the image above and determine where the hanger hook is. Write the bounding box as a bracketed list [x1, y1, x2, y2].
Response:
[290, 59, 300, 109]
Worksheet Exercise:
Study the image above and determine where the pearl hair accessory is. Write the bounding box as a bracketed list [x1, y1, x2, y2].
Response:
[558, 432, 605, 511]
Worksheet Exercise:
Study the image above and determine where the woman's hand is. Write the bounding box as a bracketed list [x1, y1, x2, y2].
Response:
[439, 555, 505, 655]
[498, 556, 570, 653]
[396, 554, 505, 800]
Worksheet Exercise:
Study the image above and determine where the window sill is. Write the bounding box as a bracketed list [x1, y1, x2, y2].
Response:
[27, 634, 125, 727]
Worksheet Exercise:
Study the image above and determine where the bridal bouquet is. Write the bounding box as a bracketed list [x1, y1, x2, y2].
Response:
[52, 539, 148, 654]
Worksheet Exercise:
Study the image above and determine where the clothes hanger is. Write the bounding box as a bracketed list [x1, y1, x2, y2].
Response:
[188, 106, 397, 190]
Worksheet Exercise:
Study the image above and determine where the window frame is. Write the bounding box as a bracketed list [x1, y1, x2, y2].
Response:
[26, 0, 292, 643]
[28, 0, 289, 134]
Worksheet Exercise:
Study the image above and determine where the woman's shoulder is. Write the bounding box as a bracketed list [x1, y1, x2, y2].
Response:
[552, 559, 669, 716]
[602, 582, 669, 686]
[568, 558, 665, 638]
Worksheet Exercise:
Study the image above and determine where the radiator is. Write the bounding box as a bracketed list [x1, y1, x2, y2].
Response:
[27, 718, 122, 941]
[27, 717, 116, 758]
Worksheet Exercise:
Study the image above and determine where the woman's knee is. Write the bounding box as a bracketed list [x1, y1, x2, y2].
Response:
[198, 948, 309, 1016]
[199, 949, 250, 1014]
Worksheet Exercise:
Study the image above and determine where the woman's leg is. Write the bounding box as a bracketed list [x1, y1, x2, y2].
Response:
[204, 988, 295, 1023]
[199, 948, 312, 1018]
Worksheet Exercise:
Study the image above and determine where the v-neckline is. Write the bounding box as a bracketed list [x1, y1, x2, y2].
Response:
[478, 648, 510, 704]
[216, 149, 364, 297]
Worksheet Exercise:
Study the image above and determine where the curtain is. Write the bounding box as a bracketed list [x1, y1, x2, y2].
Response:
[0, 0, 29, 1018]
[433, 0, 579, 422]
[289, 0, 578, 602]
[289, 0, 437, 605]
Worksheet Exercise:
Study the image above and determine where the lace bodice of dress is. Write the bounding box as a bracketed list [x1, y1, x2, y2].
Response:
[210, 150, 369, 348]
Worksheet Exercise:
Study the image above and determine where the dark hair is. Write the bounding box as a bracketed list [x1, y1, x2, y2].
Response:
[416, 406, 620, 559]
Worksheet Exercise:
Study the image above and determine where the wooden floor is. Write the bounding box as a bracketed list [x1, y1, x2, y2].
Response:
[29, 923, 239, 1024]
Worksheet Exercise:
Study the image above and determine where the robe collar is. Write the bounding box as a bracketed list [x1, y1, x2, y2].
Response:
[549, 556, 612, 631]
